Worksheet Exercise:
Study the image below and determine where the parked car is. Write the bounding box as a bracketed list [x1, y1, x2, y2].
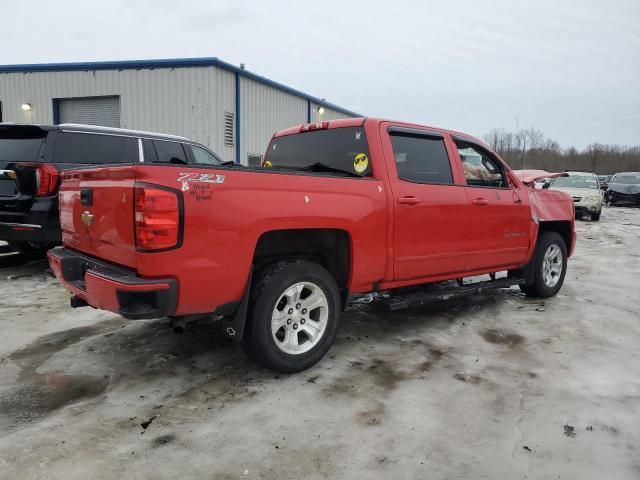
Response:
[48, 118, 576, 372]
[597, 174, 612, 191]
[0, 123, 223, 253]
[548, 171, 603, 220]
[606, 172, 640, 206]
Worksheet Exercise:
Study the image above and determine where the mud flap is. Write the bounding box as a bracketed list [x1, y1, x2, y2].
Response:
[508, 259, 535, 286]
[222, 268, 252, 342]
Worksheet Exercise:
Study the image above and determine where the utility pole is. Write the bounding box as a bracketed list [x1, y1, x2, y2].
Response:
[516, 116, 525, 178]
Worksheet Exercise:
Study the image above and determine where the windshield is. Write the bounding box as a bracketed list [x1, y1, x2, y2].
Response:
[612, 174, 640, 185]
[552, 175, 599, 189]
[264, 127, 372, 177]
[0, 138, 45, 163]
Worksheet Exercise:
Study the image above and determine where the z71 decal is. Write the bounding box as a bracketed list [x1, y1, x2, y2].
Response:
[177, 173, 226, 184]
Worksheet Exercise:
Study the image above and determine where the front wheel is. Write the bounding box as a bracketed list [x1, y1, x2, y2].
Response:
[591, 211, 601, 221]
[520, 231, 568, 298]
[242, 260, 341, 373]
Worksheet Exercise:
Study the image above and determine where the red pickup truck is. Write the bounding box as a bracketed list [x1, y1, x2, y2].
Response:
[48, 118, 575, 372]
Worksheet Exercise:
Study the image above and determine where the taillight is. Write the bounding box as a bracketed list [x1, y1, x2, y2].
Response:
[35, 164, 60, 196]
[300, 122, 329, 132]
[134, 185, 182, 251]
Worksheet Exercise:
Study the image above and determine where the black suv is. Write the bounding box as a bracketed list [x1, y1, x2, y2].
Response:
[0, 123, 224, 253]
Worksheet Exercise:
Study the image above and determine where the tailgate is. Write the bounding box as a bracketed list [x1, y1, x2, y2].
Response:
[59, 165, 138, 269]
[0, 125, 47, 209]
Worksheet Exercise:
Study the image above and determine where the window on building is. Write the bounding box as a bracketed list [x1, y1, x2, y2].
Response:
[152, 140, 188, 164]
[263, 127, 371, 177]
[390, 133, 453, 184]
[53, 132, 136, 164]
[224, 112, 234, 147]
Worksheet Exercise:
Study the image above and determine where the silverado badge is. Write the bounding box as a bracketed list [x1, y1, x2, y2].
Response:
[81, 210, 94, 226]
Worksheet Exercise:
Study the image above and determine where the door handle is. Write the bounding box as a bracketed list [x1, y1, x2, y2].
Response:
[472, 197, 488, 206]
[397, 196, 420, 205]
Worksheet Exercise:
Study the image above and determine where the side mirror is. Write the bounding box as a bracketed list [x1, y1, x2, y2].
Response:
[542, 179, 552, 189]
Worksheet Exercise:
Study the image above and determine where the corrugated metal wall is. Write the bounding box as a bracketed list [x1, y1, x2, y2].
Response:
[310, 102, 351, 122]
[0, 66, 237, 162]
[0, 66, 354, 165]
[239, 76, 308, 163]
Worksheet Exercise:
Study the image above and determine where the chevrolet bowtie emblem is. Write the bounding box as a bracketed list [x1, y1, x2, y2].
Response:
[81, 211, 94, 226]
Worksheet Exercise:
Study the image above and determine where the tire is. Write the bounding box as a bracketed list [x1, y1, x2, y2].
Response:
[591, 211, 601, 221]
[241, 260, 341, 373]
[6, 241, 53, 254]
[519, 231, 568, 298]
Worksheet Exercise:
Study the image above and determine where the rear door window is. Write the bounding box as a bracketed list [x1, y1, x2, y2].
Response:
[152, 140, 187, 164]
[142, 139, 158, 162]
[390, 133, 453, 184]
[189, 145, 221, 165]
[263, 127, 371, 177]
[53, 132, 137, 164]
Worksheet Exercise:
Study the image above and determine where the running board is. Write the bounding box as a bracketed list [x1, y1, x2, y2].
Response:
[381, 277, 525, 311]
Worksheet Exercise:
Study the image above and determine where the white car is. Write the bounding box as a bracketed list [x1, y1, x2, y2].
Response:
[549, 171, 603, 221]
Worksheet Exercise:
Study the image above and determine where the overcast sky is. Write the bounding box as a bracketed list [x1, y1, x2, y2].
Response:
[2, 0, 638, 148]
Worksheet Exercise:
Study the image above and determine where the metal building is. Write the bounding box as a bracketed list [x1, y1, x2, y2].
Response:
[0, 57, 358, 165]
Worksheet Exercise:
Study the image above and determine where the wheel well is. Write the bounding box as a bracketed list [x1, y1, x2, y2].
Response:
[253, 229, 351, 291]
[538, 221, 572, 252]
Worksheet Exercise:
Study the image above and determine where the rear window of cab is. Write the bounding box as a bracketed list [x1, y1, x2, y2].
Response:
[263, 127, 372, 177]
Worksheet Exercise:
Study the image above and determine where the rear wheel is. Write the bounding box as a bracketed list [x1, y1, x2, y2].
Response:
[241, 260, 341, 373]
[520, 231, 567, 298]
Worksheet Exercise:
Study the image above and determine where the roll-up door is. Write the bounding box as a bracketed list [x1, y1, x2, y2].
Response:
[58, 96, 120, 128]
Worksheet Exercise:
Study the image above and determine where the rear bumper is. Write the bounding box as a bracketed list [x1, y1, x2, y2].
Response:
[48, 247, 177, 319]
[0, 221, 60, 244]
[0, 196, 61, 244]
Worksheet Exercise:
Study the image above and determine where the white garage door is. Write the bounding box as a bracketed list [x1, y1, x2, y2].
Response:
[58, 96, 120, 128]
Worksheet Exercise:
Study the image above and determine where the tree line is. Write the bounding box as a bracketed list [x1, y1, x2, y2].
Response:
[482, 127, 640, 175]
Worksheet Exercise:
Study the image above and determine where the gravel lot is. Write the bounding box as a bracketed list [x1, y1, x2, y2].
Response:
[1, 206, 639, 479]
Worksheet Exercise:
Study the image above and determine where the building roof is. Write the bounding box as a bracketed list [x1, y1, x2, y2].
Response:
[0, 57, 359, 117]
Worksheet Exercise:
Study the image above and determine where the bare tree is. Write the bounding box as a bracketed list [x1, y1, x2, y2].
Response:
[483, 127, 640, 174]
